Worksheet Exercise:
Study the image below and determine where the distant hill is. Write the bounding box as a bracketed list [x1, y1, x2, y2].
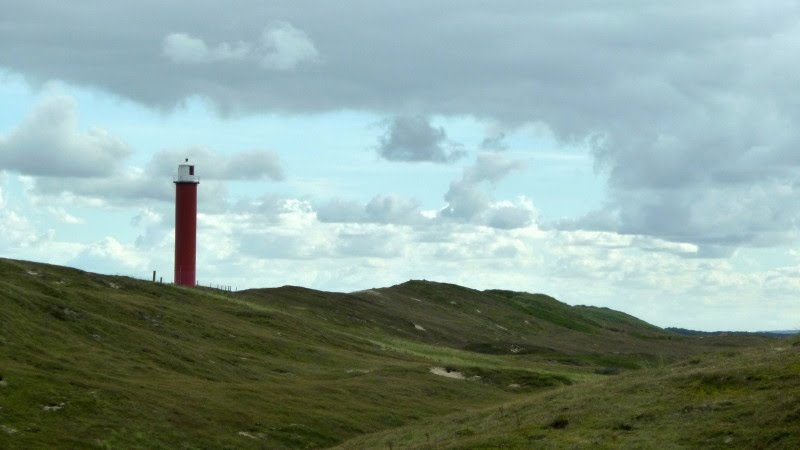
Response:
[0, 257, 792, 449]
[666, 327, 799, 338]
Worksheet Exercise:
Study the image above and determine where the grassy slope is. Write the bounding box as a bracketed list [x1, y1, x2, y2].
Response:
[336, 344, 800, 449]
[0, 258, 779, 449]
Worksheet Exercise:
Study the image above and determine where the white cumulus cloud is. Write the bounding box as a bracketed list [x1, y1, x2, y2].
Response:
[0, 96, 131, 178]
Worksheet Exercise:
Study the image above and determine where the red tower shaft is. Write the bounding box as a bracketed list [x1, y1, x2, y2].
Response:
[174, 181, 198, 286]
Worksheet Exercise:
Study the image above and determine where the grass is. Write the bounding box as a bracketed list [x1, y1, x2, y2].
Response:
[0, 258, 788, 449]
[335, 346, 800, 449]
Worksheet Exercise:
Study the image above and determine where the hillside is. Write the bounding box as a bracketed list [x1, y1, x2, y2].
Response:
[0, 258, 786, 449]
[335, 345, 800, 449]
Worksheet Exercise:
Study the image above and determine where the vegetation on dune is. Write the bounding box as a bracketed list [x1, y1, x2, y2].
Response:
[0, 258, 791, 449]
[336, 347, 800, 449]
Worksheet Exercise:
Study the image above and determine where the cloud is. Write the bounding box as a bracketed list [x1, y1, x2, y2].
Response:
[317, 194, 424, 225]
[69, 236, 149, 274]
[316, 155, 532, 229]
[0, 209, 41, 250]
[131, 208, 170, 249]
[6, 2, 800, 250]
[462, 152, 525, 184]
[487, 201, 535, 230]
[377, 116, 465, 163]
[234, 199, 337, 260]
[5, 102, 281, 208]
[163, 33, 251, 64]
[562, 179, 800, 256]
[480, 126, 508, 151]
[225, 150, 285, 180]
[365, 195, 422, 224]
[315, 198, 364, 223]
[441, 153, 531, 227]
[131, 208, 163, 227]
[29, 169, 174, 204]
[260, 21, 321, 70]
[0, 96, 131, 177]
[6, 2, 800, 258]
[147, 148, 284, 181]
[47, 207, 84, 224]
[335, 227, 406, 258]
[162, 22, 318, 71]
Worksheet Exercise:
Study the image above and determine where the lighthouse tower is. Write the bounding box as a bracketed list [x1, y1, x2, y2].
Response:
[174, 159, 199, 286]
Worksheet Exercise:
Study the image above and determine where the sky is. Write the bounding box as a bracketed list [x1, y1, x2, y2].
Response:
[1, 1, 800, 331]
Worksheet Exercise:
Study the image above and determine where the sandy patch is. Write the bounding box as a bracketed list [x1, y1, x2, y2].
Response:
[414, 324, 426, 331]
[26, 270, 39, 276]
[430, 367, 465, 379]
[238, 431, 264, 439]
[1, 425, 18, 435]
[42, 402, 65, 412]
[496, 324, 508, 331]
[410, 297, 423, 302]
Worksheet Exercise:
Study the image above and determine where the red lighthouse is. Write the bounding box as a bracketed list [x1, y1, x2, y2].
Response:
[174, 159, 199, 286]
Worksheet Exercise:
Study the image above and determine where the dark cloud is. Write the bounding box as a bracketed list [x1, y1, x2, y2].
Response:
[377, 116, 465, 163]
[0, 97, 131, 177]
[559, 180, 800, 256]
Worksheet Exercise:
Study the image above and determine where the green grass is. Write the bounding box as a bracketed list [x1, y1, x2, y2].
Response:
[335, 347, 800, 449]
[0, 258, 785, 449]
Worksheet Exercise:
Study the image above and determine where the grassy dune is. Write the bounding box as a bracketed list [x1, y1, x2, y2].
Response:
[336, 345, 800, 449]
[0, 257, 788, 449]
